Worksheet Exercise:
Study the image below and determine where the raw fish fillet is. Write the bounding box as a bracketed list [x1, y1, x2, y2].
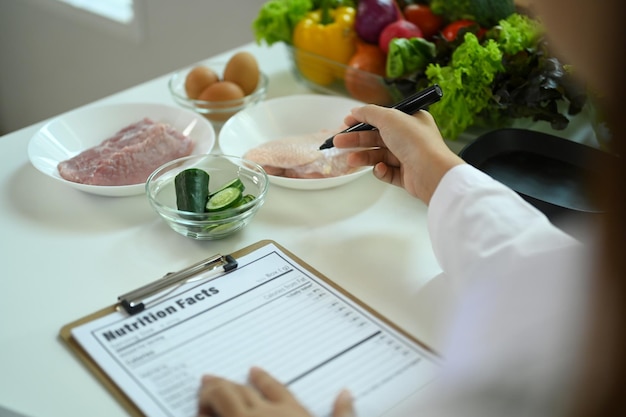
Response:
[58, 118, 194, 186]
[243, 130, 355, 179]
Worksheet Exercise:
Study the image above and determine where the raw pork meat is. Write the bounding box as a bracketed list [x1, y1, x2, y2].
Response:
[58, 118, 194, 186]
[243, 130, 355, 179]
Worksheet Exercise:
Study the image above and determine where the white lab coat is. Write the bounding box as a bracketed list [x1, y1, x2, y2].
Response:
[420, 164, 592, 416]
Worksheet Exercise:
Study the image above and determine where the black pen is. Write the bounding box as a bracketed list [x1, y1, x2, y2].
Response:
[319, 84, 443, 150]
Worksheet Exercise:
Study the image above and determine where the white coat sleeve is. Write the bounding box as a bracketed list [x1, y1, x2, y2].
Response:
[428, 163, 579, 293]
[415, 164, 590, 417]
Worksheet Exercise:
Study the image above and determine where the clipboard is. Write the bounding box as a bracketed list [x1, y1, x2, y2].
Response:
[60, 239, 437, 417]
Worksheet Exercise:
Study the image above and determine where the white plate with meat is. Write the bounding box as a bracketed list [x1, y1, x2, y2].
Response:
[219, 95, 372, 191]
[28, 102, 216, 196]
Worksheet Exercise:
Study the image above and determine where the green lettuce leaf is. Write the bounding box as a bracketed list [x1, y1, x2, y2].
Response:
[426, 33, 504, 139]
[492, 13, 544, 55]
[252, 0, 313, 45]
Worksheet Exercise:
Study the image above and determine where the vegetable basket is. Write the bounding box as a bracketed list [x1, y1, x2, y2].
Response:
[257, 1, 588, 141]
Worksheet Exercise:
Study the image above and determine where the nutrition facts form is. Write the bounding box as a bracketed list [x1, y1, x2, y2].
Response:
[71, 242, 441, 417]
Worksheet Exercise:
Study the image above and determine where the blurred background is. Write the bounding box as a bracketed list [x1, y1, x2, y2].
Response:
[0, 0, 266, 135]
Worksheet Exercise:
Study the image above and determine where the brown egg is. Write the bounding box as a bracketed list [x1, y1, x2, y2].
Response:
[223, 52, 260, 96]
[184, 66, 219, 99]
[197, 81, 245, 121]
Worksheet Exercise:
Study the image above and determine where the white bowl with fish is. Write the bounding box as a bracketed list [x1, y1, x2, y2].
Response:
[28, 102, 216, 197]
[218, 95, 372, 191]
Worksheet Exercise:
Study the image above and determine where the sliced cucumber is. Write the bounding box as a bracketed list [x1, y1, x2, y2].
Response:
[204, 221, 244, 235]
[206, 187, 243, 212]
[234, 194, 256, 207]
[210, 177, 245, 197]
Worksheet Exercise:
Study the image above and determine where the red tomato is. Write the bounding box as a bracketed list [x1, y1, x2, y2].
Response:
[442, 19, 486, 42]
[403, 4, 443, 39]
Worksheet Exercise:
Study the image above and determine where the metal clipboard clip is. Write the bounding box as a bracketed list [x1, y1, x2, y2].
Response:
[118, 254, 238, 315]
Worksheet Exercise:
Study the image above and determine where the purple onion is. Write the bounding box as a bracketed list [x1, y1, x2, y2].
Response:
[355, 0, 399, 44]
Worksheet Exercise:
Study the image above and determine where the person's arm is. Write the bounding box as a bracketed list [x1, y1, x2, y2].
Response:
[428, 164, 580, 291]
[412, 164, 589, 417]
[333, 104, 580, 287]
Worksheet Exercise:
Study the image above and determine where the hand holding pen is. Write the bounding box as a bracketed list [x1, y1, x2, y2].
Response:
[319, 84, 443, 150]
[324, 84, 464, 204]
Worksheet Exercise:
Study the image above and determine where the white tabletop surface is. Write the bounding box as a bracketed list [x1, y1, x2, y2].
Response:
[0, 42, 596, 417]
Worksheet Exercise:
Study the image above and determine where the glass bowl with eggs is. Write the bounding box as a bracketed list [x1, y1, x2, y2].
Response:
[168, 52, 269, 128]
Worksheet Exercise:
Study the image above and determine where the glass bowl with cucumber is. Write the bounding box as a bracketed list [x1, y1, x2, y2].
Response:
[146, 154, 269, 240]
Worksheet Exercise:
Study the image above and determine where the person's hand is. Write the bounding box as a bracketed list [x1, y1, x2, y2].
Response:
[197, 367, 355, 417]
[333, 105, 464, 204]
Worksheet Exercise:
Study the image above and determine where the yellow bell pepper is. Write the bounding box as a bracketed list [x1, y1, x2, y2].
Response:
[292, 4, 356, 86]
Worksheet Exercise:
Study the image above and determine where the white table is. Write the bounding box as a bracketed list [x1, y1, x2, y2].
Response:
[0, 42, 449, 417]
[0, 42, 597, 417]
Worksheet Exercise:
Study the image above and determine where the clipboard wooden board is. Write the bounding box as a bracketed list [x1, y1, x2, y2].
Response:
[60, 239, 438, 417]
